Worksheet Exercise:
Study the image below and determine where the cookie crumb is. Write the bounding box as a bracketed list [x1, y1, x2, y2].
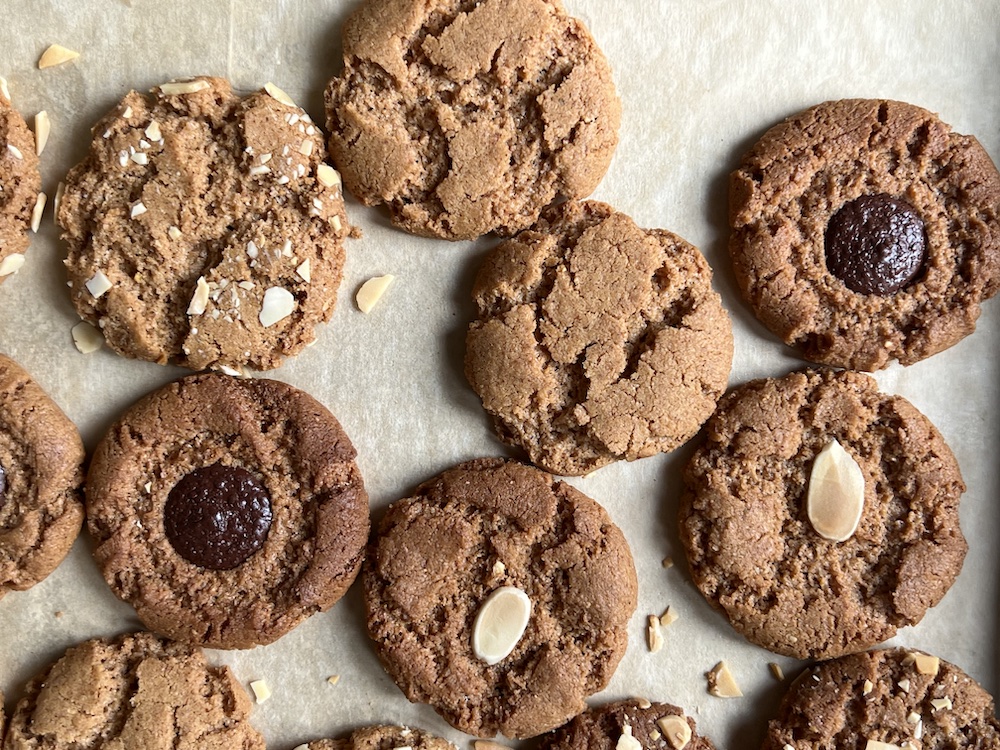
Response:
[647, 614, 663, 653]
[34, 111, 50, 155]
[54, 610, 64, 618]
[661, 556, 674, 569]
[249, 679, 271, 704]
[707, 661, 742, 698]
[38, 44, 80, 69]
[769, 662, 785, 681]
[71, 321, 104, 353]
[356, 274, 394, 313]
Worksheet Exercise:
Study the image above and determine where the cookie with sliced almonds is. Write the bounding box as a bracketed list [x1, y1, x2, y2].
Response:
[293, 725, 456, 750]
[762, 648, 1000, 750]
[59, 76, 350, 371]
[0, 80, 41, 284]
[363, 458, 637, 739]
[537, 699, 717, 750]
[679, 368, 966, 660]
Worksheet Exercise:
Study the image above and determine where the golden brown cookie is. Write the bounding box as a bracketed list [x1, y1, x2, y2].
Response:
[0, 87, 40, 283]
[60, 76, 349, 371]
[294, 725, 456, 750]
[0, 353, 84, 598]
[762, 649, 1000, 750]
[538, 699, 716, 750]
[364, 458, 637, 739]
[86, 372, 369, 649]
[679, 369, 967, 660]
[324, 0, 620, 240]
[730, 99, 1000, 370]
[3, 631, 264, 749]
[466, 201, 733, 476]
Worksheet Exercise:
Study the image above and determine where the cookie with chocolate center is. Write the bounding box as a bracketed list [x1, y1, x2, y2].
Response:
[86, 371, 369, 649]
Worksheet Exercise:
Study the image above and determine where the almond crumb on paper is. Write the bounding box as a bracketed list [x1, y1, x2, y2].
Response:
[356, 274, 395, 313]
[647, 614, 663, 653]
[769, 662, 785, 680]
[249, 679, 271, 703]
[707, 661, 742, 697]
[38, 44, 80, 69]
[659, 606, 678, 627]
[661, 556, 674, 569]
[71, 321, 104, 353]
[327, 675, 340, 685]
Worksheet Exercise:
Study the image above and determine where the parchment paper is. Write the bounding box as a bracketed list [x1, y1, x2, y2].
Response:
[0, 2, 997, 748]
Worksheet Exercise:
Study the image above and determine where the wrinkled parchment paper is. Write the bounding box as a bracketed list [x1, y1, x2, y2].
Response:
[0, 2, 997, 748]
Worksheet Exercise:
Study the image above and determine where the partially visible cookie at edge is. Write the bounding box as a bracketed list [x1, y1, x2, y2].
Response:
[679, 368, 967, 660]
[730, 98, 1000, 370]
[86, 371, 369, 649]
[0, 353, 85, 598]
[364, 458, 638, 739]
[60, 76, 350, 371]
[325, 0, 620, 240]
[295, 725, 457, 750]
[538, 699, 716, 750]
[466, 200, 733, 476]
[3, 631, 264, 750]
[0, 85, 41, 282]
[762, 648, 1000, 750]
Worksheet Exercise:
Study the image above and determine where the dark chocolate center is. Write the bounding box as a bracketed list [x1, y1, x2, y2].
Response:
[164, 463, 272, 570]
[825, 193, 927, 295]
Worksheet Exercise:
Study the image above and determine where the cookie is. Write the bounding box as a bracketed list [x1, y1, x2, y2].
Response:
[3, 631, 264, 749]
[364, 458, 637, 739]
[679, 369, 967, 660]
[730, 98, 1000, 370]
[0, 87, 41, 282]
[762, 648, 1000, 750]
[466, 201, 733, 476]
[324, 0, 619, 240]
[86, 371, 369, 649]
[0, 353, 85, 598]
[59, 76, 350, 371]
[294, 725, 456, 750]
[538, 699, 716, 750]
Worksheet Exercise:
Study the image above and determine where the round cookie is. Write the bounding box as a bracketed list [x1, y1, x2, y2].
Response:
[762, 648, 1000, 750]
[0, 88, 41, 282]
[86, 371, 369, 649]
[466, 201, 733, 476]
[730, 99, 1000, 370]
[295, 725, 456, 750]
[364, 458, 637, 739]
[4, 631, 264, 749]
[538, 699, 716, 750]
[324, 0, 620, 240]
[679, 368, 967, 660]
[60, 76, 350, 371]
[0, 353, 85, 598]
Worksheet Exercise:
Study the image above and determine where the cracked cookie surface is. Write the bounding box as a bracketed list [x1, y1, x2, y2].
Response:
[466, 201, 733, 476]
[4, 631, 264, 750]
[324, 0, 619, 240]
[762, 649, 1000, 750]
[679, 369, 967, 660]
[0, 354, 84, 599]
[60, 76, 349, 371]
[538, 699, 716, 750]
[86, 372, 369, 649]
[730, 98, 1000, 370]
[0, 93, 40, 283]
[363, 458, 637, 739]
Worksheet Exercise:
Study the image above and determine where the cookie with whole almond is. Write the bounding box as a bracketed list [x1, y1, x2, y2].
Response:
[60, 76, 349, 371]
[86, 371, 369, 649]
[4, 631, 264, 749]
[0, 84, 41, 283]
[538, 699, 716, 750]
[0, 353, 84, 598]
[679, 369, 966, 660]
[364, 458, 637, 739]
[295, 725, 456, 750]
[324, 0, 620, 240]
[730, 99, 1000, 370]
[762, 648, 1000, 750]
[466, 200, 733, 476]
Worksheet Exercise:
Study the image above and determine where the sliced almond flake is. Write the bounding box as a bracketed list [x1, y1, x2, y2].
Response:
[246, 241, 259, 259]
[249, 679, 271, 704]
[237, 281, 255, 290]
[296, 258, 311, 282]
[865, 742, 900, 750]
[281, 239, 293, 257]
[7, 144, 23, 160]
[897, 679, 910, 693]
[707, 661, 742, 698]
[263, 81, 296, 107]
[769, 662, 785, 681]
[122, 105, 133, 119]
[657, 715, 691, 750]
[71, 321, 104, 353]
[139, 139, 151, 149]
[660, 606, 678, 627]
[159, 79, 210, 95]
[647, 615, 663, 653]
[276, 175, 290, 185]
[249, 164, 271, 176]
[930, 697, 952, 711]
[863, 679, 874, 695]
[0, 77, 9, 102]
[906, 712, 920, 725]
[187, 276, 210, 315]
[53, 181, 66, 223]
[144, 482, 152, 493]
[783, 745, 795, 750]
[259, 152, 272, 164]
[316, 163, 341, 188]
[130, 151, 148, 166]
[356, 274, 394, 314]
[167, 225, 182, 240]
[616, 723, 641, 750]
[130, 201, 147, 218]
[144, 120, 162, 141]
[118, 151, 128, 167]
[911, 653, 940, 676]
[34, 111, 50, 155]
[327, 675, 340, 686]
[31, 192, 46, 233]
[0, 254, 25, 276]
[298, 139, 314, 156]
[38, 44, 80, 69]
[330, 215, 342, 232]
[85, 270, 112, 298]
[259, 287, 295, 327]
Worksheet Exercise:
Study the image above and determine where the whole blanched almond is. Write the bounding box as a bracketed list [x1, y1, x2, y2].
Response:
[807, 438, 865, 542]
[471, 586, 531, 665]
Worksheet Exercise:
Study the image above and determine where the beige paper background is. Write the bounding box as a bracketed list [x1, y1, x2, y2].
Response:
[0, 1, 997, 748]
